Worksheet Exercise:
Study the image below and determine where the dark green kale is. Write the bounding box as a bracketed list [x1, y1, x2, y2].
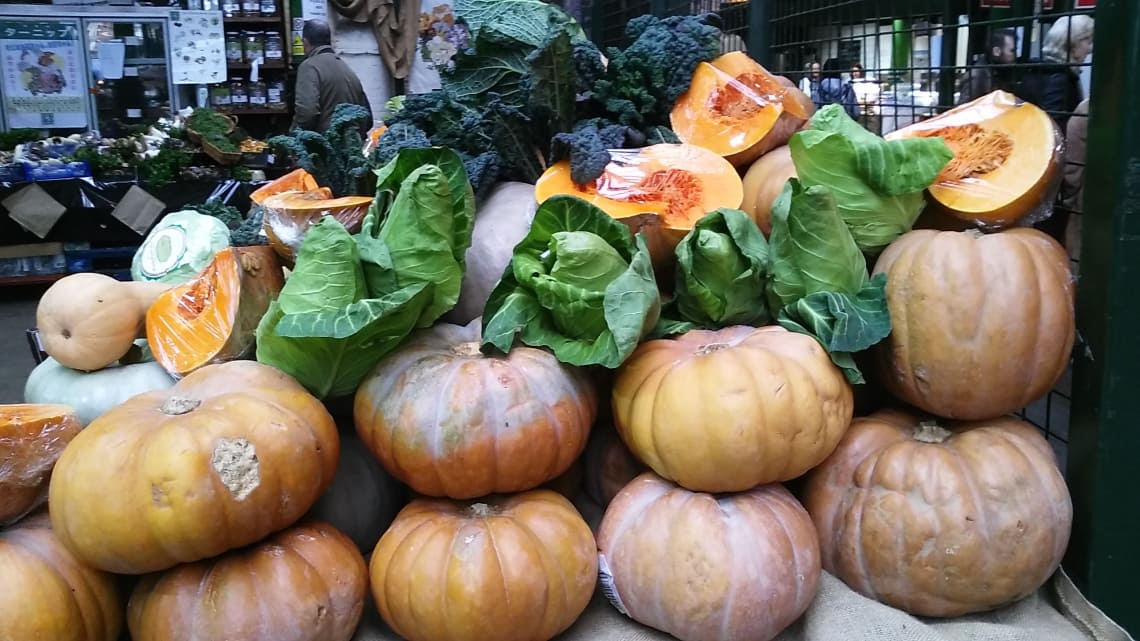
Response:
[268, 103, 372, 197]
[231, 205, 268, 246]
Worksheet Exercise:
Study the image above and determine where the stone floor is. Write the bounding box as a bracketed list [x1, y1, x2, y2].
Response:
[0, 284, 41, 404]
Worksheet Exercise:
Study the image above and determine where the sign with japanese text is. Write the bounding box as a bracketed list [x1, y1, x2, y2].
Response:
[0, 19, 87, 129]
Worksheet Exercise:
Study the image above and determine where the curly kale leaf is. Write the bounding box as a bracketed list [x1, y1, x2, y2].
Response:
[572, 40, 606, 99]
[551, 118, 636, 185]
[269, 103, 372, 197]
[231, 205, 269, 246]
[373, 121, 433, 168]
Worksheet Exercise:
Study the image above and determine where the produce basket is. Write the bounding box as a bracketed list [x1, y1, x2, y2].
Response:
[185, 113, 236, 145]
[201, 138, 243, 166]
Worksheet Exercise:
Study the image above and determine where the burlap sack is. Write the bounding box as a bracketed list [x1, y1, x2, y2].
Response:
[354, 495, 1134, 641]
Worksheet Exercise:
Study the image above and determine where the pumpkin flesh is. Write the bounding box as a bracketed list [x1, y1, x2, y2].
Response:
[671, 52, 813, 167]
[370, 490, 597, 641]
[262, 191, 373, 262]
[0, 511, 123, 641]
[596, 473, 820, 641]
[354, 320, 596, 499]
[146, 246, 284, 377]
[803, 408, 1072, 617]
[47, 360, 339, 574]
[885, 90, 1060, 228]
[613, 325, 853, 493]
[128, 521, 367, 641]
[249, 168, 322, 207]
[0, 404, 81, 524]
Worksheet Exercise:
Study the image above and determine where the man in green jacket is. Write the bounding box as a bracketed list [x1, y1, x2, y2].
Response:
[291, 19, 373, 133]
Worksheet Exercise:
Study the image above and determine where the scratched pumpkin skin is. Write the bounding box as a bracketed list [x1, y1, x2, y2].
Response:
[48, 361, 339, 575]
[354, 320, 597, 499]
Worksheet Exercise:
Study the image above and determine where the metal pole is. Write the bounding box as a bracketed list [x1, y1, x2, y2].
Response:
[1065, 0, 1140, 633]
[748, 0, 770, 66]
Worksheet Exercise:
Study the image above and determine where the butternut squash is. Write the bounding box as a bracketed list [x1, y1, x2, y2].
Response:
[146, 246, 284, 377]
[884, 90, 1061, 229]
[671, 52, 814, 167]
[262, 191, 373, 263]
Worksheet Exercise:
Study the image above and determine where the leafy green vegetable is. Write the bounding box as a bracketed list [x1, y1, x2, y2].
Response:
[788, 104, 953, 252]
[481, 195, 661, 368]
[766, 179, 867, 311]
[777, 274, 891, 384]
[455, 0, 587, 47]
[268, 103, 372, 197]
[674, 209, 771, 328]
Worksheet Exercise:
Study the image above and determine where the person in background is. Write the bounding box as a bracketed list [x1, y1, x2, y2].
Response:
[957, 28, 1017, 105]
[799, 61, 820, 96]
[849, 63, 881, 121]
[291, 19, 373, 134]
[1017, 15, 1094, 131]
[1060, 98, 1090, 258]
[813, 58, 859, 120]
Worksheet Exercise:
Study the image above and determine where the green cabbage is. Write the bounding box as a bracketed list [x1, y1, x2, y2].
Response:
[131, 210, 231, 284]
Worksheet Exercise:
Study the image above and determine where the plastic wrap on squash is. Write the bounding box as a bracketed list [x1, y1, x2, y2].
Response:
[261, 191, 373, 263]
[671, 51, 814, 167]
[249, 168, 322, 207]
[0, 404, 82, 525]
[146, 246, 284, 378]
[885, 90, 1066, 231]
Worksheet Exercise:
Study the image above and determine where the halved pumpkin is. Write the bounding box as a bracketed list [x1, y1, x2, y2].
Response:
[249, 168, 323, 207]
[741, 145, 796, 236]
[262, 191, 373, 263]
[671, 52, 814, 167]
[0, 404, 82, 525]
[884, 90, 1061, 229]
[146, 246, 284, 377]
[535, 143, 744, 257]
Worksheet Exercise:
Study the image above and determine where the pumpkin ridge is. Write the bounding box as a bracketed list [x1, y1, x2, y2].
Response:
[505, 356, 563, 487]
[507, 511, 564, 638]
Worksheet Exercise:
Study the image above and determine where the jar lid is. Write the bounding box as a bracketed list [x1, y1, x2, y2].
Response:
[244, 30, 264, 35]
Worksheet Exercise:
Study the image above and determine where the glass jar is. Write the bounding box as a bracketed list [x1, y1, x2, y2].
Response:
[229, 78, 248, 110]
[259, 0, 277, 17]
[243, 31, 265, 63]
[248, 79, 267, 109]
[267, 78, 287, 110]
[221, 0, 241, 17]
[211, 83, 231, 109]
[241, 0, 260, 17]
[264, 31, 284, 61]
[225, 31, 243, 63]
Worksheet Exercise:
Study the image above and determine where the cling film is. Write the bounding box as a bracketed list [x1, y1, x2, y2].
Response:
[885, 90, 1067, 230]
[260, 191, 372, 264]
[597, 552, 631, 618]
[0, 404, 82, 526]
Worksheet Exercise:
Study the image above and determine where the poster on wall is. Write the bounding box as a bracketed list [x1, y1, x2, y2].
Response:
[168, 10, 227, 85]
[0, 19, 87, 130]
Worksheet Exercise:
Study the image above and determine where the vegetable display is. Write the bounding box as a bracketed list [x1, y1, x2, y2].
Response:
[130, 210, 233, 284]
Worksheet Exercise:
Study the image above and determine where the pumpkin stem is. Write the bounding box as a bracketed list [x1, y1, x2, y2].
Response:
[913, 421, 952, 444]
[451, 342, 483, 358]
[468, 502, 494, 518]
[161, 396, 202, 416]
[696, 342, 729, 356]
[963, 228, 986, 240]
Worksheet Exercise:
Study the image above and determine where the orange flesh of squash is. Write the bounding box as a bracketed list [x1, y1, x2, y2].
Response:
[0, 404, 82, 524]
[261, 192, 373, 263]
[146, 246, 284, 377]
[250, 168, 322, 207]
[884, 90, 1060, 228]
[671, 52, 812, 166]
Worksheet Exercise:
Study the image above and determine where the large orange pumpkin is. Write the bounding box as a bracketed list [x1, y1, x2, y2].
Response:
[597, 472, 820, 641]
[873, 228, 1075, 419]
[48, 360, 339, 574]
[0, 510, 123, 641]
[0, 404, 81, 525]
[128, 521, 367, 641]
[612, 325, 853, 493]
[740, 145, 796, 236]
[354, 320, 596, 499]
[803, 408, 1072, 617]
[370, 489, 597, 641]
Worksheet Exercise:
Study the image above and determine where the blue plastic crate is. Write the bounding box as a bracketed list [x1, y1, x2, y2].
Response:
[0, 164, 26, 183]
[23, 160, 91, 181]
[0, 253, 67, 278]
[63, 243, 138, 275]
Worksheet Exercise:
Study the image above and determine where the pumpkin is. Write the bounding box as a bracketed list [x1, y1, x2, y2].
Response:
[128, 521, 367, 641]
[613, 325, 853, 493]
[262, 191, 373, 262]
[307, 432, 407, 554]
[534, 143, 744, 255]
[671, 52, 814, 167]
[0, 510, 123, 641]
[370, 489, 597, 641]
[146, 245, 284, 378]
[582, 424, 644, 507]
[442, 182, 539, 325]
[48, 360, 339, 574]
[884, 90, 1061, 229]
[873, 228, 1075, 420]
[597, 472, 820, 641]
[803, 408, 1072, 617]
[740, 145, 796, 235]
[0, 404, 81, 525]
[354, 319, 596, 499]
[24, 345, 176, 426]
[36, 273, 170, 372]
[250, 168, 323, 207]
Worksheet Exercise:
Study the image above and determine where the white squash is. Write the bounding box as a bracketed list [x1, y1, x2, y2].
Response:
[24, 349, 176, 426]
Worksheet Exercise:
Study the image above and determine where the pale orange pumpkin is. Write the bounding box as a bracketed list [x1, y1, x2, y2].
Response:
[128, 521, 367, 641]
[48, 360, 339, 574]
[803, 408, 1072, 617]
[612, 325, 853, 493]
[0, 510, 123, 641]
[597, 472, 820, 641]
[0, 404, 81, 525]
[873, 228, 1075, 420]
[354, 320, 596, 499]
[370, 489, 597, 641]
